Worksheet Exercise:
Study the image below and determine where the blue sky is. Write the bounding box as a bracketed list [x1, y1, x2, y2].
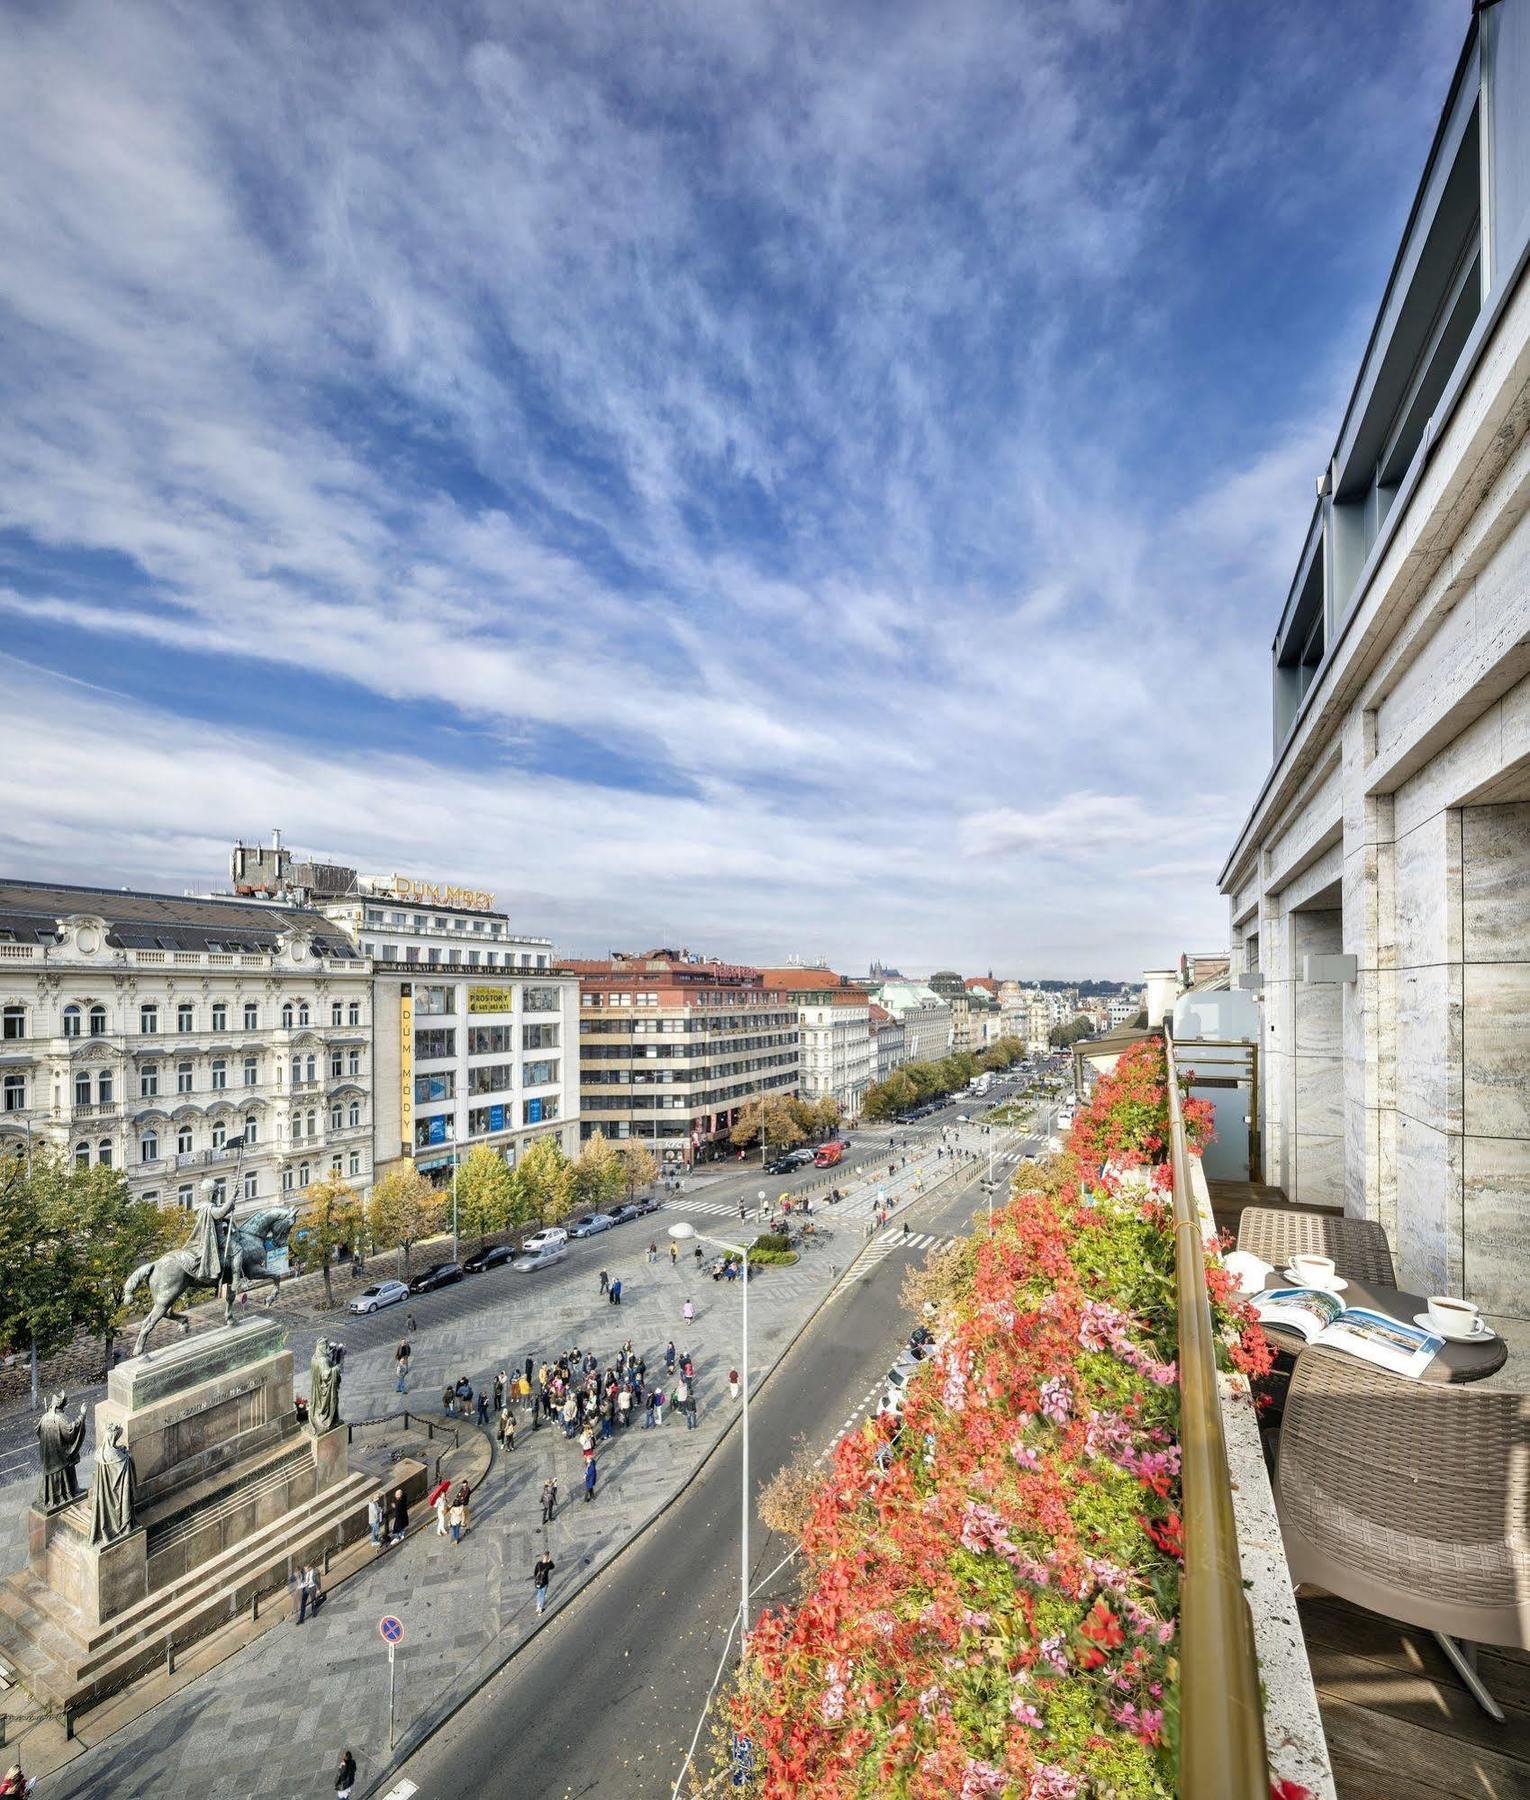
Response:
[0, 0, 1463, 977]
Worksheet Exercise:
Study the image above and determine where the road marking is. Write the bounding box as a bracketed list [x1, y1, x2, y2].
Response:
[380, 1783, 419, 1800]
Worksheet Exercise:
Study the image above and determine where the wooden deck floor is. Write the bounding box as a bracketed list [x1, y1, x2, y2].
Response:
[1206, 1176, 1340, 1240]
[1300, 1593, 1530, 1799]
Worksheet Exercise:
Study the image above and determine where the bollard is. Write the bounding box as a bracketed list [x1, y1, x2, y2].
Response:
[252, 1591, 259, 1621]
[64, 1705, 74, 1741]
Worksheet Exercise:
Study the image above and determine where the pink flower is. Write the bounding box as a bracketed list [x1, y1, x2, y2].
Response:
[1010, 1698, 1044, 1728]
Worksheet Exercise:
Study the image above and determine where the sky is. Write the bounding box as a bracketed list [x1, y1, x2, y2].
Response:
[0, 0, 1465, 979]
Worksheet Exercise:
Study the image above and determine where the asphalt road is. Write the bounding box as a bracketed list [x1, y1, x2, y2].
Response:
[387, 1147, 1042, 1800]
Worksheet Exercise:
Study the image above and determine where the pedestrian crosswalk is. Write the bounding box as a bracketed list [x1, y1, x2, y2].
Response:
[658, 1197, 751, 1220]
[847, 1228, 960, 1281]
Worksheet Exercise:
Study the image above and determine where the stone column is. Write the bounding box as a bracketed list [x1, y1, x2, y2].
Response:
[1289, 908, 1345, 1210]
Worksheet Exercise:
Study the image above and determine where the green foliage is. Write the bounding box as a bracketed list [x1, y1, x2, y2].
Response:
[454, 1146, 515, 1244]
[515, 1135, 574, 1225]
[296, 1174, 363, 1306]
[751, 1231, 793, 1254]
[1049, 1014, 1094, 1047]
[572, 1132, 626, 1210]
[365, 1165, 444, 1273]
[616, 1143, 658, 1194]
[745, 1246, 797, 1266]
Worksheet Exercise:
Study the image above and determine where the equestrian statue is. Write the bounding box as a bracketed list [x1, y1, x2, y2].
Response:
[123, 1189, 298, 1356]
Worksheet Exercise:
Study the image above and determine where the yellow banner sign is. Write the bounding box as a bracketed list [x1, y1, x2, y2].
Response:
[467, 985, 514, 1015]
[399, 992, 414, 1151]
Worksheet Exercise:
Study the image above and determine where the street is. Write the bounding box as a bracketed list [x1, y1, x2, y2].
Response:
[387, 1147, 1040, 1800]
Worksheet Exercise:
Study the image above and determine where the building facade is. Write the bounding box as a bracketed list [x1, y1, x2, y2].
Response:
[870, 981, 953, 1063]
[1219, 7, 1530, 1315]
[868, 1002, 906, 1081]
[571, 952, 800, 1164]
[756, 968, 875, 1119]
[0, 882, 373, 1214]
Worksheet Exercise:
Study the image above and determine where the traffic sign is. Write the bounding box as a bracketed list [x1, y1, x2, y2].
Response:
[379, 1614, 404, 1645]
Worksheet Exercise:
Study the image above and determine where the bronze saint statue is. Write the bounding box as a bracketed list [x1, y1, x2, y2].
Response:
[36, 1391, 87, 1512]
[88, 1423, 137, 1546]
[309, 1338, 344, 1434]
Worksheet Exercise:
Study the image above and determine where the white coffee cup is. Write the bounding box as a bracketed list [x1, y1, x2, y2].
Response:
[1290, 1254, 1337, 1288]
[1427, 1295, 1480, 1335]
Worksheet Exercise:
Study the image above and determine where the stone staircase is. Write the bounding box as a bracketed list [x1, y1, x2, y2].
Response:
[0, 1464, 386, 1710]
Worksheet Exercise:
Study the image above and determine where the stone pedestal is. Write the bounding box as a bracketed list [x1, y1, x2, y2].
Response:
[0, 1317, 388, 1711]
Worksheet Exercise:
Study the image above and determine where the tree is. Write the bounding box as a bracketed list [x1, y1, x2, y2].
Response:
[617, 1143, 658, 1197]
[297, 1175, 363, 1308]
[454, 1146, 515, 1248]
[517, 1135, 574, 1226]
[573, 1132, 626, 1211]
[809, 1096, 843, 1136]
[730, 1098, 767, 1150]
[1049, 1015, 1094, 1048]
[366, 1166, 444, 1275]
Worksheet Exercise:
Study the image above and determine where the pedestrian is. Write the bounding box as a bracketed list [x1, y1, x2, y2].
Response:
[449, 1499, 465, 1545]
[540, 1477, 558, 1525]
[335, 1750, 357, 1800]
[682, 1298, 694, 1327]
[579, 1424, 595, 1462]
[492, 1372, 505, 1414]
[562, 1394, 578, 1438]
[644, 1389, 657, 1429]
[443, 1385, 455, 1418]
[903, 1220, 911, 1241]
[728, 1368, 740, 1401]
[694, 1243, 704, 1267]
[599, 1269, 609, 1297]
[617, 1386, 631, 1428]
[533, 1551, 555, 1616]
[682, 1353, 694, 1380]
[294, 1563, 319, 1624]
[431, 1480, 451, 1537]
[455, 1375, 473, 1412]
[654, 1386, 666, 1426]
[665, 1340, 676, 1373]
[367, 1492, 384, 1546]
[0, 1765, 28, 1800]
[686, 1388, 698, 1429]
[524, 1353, 534, 1385]
[476, 1389, 489, 1427]
[584, 1457, 598, 1503]
[501, 1408, 516, 1451]
[610, 1276, 622, 1306]
[647, 1241, 657, 1264]
[395, 1341, 411, 1394]
[669, 1241, 678, 1267]
[407, 1312, 418, 1335]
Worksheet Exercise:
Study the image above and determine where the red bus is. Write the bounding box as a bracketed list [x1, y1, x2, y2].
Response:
[813, 1140, 846, 1168]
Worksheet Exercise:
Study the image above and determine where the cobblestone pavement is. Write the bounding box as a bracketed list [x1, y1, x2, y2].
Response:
[14, 1122, 1033, 1799]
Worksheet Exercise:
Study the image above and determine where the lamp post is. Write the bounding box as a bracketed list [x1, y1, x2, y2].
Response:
[450, 1143, 460, 1265]
[668, 1219, 750, 1662]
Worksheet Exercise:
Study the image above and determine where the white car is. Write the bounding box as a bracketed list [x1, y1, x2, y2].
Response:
[520, 1227, 568, 1256]
[877, 1350, 922, 1419]
[348, 1279, 409, 1315]
[514, 1242, 569, 1273]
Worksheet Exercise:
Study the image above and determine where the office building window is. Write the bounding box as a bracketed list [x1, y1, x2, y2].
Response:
[524, 986, 561, 1014]
[522, 1059, 558, 1087]
[414, 1071, 455, 1104]
[414, 1028, 456, 1060]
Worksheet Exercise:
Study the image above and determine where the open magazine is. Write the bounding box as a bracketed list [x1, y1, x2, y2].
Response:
[1253, 1288, 1444, 1380]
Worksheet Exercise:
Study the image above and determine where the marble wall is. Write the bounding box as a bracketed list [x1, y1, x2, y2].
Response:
[1290, 909, 1345, 1210]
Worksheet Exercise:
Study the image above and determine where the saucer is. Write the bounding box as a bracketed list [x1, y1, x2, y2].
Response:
[1413, 1311, 1496, 1344]
[1281, 1268, 1347, 1292]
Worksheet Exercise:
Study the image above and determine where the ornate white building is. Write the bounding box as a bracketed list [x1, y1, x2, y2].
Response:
[0, 882, 373, 1213]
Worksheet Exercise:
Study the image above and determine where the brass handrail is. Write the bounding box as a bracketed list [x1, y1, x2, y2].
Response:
[1165, 1035, 1269, 1798]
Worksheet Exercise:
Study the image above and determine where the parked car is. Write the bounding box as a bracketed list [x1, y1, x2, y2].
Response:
[513, 1241, 569, 1273]
[521, 1227, 568, 1256]
[877, 1350, 922, 1418]
[463, 1243, 516, 1274]
[407, 1261, 463, 1294]
[785, 1148, 817, 1167]
[607, 1203, 639, 1226]
[347, 1278, 409, 1315]
[568, 1212, 616, 1238]
[765, 1155, 797, 1174]
[630, 1194, 662, 1216]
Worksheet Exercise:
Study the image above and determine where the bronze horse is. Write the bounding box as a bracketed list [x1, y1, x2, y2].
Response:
[123, 1205, 298, 1354]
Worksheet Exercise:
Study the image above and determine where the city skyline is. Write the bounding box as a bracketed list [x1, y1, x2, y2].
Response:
[0, 1, 1460, 972]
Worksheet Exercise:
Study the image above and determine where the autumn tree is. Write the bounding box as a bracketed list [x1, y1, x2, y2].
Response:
[516, 1135, 574, 1226]
[617, 1143, 658, 1196]
[366, 1166, 444, 1275]
[454, 1146, 515, 1249]
[573, 1132, 625, 1211]
[297, 1174, 363, 1308]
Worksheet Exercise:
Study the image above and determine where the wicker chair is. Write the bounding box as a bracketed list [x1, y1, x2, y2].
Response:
[1238, 1206, 1397, 1287]
[1275, 1345, 1530, 1717]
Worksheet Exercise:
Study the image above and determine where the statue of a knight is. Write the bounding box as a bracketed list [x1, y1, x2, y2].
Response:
[187, 1184, 239, 1295]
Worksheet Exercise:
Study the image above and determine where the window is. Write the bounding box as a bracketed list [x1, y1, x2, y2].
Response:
[141, 1189, 159, 1205]
[298, 1160, 310, 1187]
[414, 1071, 455, 1104]
[98, 1138, 113, 1168]
[347, 1098, 361, 1128]
[347, 1001, 360, 1026]
[330, 1154, 342, 1177]
[413, 1115, 456, 1148]
[330, 1102, 343, 1131]
[244, 1001, 259, 1031]
[243, 1055, 258, 1087]
[74, 1142, 90, 1169]
[306, 1107, 317, 1138]
[211, 1058, 227, 1091]
[177, 1124, 193, 1155]
[522, 1059, 558, 1088]
[211, 1121, 227, 1150]
[346, 1049, 360, 1076]
[211, 1002, 227, 1033]
[0, 1003, 26, 1042]
[282, 1167, 294, 1193]
[177, 1003, 194, 1033]
[74, 1071, 91, 1107]
[290, 1054, 302, 1086]
[140, 1130, 158, 1163]
[244, 1113, 258, 1145]
[177, 1060, 193, 1095]
[467, 1063, 510, 1096]
[305, 1054, 316, 1083]
[62, 1004, 81, 1038]
[210, 1177, 226, 1205]
[2, 1072, 24, 1112]
[522, 1096, 557, 1125]
[176, 1182, 193, 1207]
[243, 1171, 258, 1202]
[348, 1150, 360, 1176]
[522, 1023, 559, 1050]
[524, 987, 560, 1013]
[298, 1003, 310, 1027]
[97, 1071, 113, 1104]
[330, 1051, 343, 1079]
[139, 1002, 159, 1035]
[467, 1025, 512, 1056]
[415, 985, 452, 1016]
[281, 1002, 294, 1028]
[414, 1027, 456, 1060]
[89, 1005, 107, 1037]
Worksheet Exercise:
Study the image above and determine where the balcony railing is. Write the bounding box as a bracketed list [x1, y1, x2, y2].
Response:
[1165, 1037, 1267, 1798]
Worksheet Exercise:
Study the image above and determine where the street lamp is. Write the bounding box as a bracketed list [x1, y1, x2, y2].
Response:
[450, 1143, 460, 1265]
[668, 1218, 750, 1663]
